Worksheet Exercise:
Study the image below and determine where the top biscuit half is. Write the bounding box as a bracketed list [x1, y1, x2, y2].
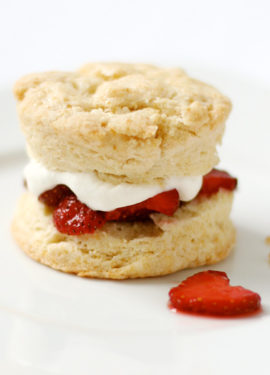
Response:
[14, 63, 231, 184]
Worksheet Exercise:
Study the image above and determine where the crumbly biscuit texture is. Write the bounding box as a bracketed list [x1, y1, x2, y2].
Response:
[12, 190, 235, 279]
[14, 63, 231, 182]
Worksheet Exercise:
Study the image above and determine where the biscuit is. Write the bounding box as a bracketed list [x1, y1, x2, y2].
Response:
[14, 63, 231, 183]
[11, 190, 235, 279]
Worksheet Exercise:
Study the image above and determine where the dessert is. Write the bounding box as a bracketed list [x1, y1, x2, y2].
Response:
[169, 271, 261, 316]
[12, 63, 237, 279]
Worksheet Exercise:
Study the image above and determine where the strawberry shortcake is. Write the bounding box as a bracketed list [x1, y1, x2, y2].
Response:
[12, 63, 237, 279]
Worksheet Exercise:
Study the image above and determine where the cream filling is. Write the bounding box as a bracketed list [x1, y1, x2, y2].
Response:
[24, 159, 203, 211]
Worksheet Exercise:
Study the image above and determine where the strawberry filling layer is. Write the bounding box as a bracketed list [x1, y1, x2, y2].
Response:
[38, 169, 237, 235]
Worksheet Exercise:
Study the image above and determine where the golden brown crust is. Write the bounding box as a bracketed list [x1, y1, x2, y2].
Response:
[11, 190, 236, 279]
[14, 63, 231, 182]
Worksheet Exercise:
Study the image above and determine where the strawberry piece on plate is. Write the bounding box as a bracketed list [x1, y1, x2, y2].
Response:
[169, 271, 261, 316]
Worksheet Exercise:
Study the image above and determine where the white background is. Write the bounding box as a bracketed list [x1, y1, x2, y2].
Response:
[0, 0, 270, 86]
[1, 1, 270, 374]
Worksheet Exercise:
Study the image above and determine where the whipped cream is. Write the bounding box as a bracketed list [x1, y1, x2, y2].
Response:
[24, 160, 203, 211]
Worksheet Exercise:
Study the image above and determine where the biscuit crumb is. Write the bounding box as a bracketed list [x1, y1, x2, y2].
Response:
[266, 236, 270, 245]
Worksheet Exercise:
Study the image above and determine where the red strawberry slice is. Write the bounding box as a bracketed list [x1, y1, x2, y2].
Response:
[53, 195, 106, 235]
[169, 271, 261, 316]
[199, 169, 237, 196]
[105, 205, 152, 222]
[105, 189, 179, 221]
[39, 184, 74, 207]
[145, 189, 179, 216]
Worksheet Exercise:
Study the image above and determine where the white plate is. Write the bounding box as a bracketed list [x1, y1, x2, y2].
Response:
[1, 68, 270, 375]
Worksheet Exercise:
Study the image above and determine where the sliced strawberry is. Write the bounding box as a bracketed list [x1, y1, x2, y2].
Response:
[145, 189, 179, 216]
[39, 185, 74, 207]
[105, 204, 152, 222]
[105, 189, 179, 221]
[169, 271, 261, 316]
[53, 195, 106, 235]
[199, 169, 237, 196]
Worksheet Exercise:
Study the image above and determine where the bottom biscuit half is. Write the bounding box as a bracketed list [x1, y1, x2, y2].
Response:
[11, 190, 236, 279]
